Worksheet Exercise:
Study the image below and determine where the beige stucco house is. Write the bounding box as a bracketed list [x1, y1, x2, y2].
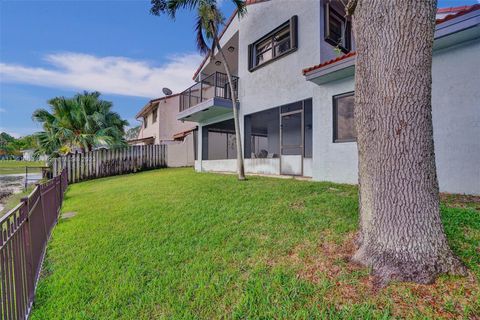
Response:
[129, 93, 197, 167]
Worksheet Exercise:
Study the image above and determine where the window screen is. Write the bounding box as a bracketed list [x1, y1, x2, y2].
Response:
[325, 3, 351, 53]
[248, 16, 298, 71]
[333, 92, 356, 142]
[152, 108, 158, 124]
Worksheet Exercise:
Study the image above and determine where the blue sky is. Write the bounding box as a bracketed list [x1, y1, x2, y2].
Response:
[0, 0, 477, 137]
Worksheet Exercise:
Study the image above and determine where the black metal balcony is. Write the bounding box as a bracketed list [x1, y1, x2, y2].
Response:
[179, 72, 238, 112]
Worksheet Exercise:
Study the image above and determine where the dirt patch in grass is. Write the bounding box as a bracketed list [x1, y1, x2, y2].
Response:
[283, 233, 479, 319]
[289, 199, 305, 211]
[441, 193, 480, 211]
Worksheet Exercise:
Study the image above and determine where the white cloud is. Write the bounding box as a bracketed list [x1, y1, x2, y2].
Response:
[0, 52, 203, 98]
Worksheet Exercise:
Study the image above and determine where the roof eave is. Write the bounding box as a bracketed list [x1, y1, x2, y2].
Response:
[303, 5, 480, 83]
[304, 57, 355, 83]
[192, 0, 272, 81]
[135, 93, 181, 119]
[135, 101, 156, 119]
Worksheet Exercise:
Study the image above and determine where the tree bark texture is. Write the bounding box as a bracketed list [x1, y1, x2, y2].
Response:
[351, 0, 466, 284]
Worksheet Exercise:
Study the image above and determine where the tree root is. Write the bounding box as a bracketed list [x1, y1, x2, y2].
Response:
[352, 245, 468, 287]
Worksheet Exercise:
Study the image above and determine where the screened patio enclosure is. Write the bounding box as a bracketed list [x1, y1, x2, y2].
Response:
[202, 119, 237, 161]
[244, 98, 312, 176]
[198, 99, 312, 176]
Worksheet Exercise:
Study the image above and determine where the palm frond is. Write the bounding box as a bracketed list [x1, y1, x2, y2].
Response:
[32, 109, 55, 124]
[166, 0, 201, 18]
[195, 14, 210, 54]
[231, 0, 247, 17]
[150, 0, 167, 15]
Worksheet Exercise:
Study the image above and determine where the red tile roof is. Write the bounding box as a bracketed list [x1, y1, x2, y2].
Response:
[437, 5, 473, 14]
[435, 3, 480, 24]
[302, 4, 480, 76]
[302, 51, 356, 75]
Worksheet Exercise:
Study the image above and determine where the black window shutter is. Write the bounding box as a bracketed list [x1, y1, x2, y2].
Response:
[290, 15, 298, 49]
[345, 20, 352, 52]
[248, 43, 254, 71]
[324, 3, 330, 41]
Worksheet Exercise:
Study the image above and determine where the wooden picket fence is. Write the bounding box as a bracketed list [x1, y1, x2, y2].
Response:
[51, 145, 167, 184]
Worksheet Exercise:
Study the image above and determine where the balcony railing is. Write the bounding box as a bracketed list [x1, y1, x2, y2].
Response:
[179, 72, 239, 112]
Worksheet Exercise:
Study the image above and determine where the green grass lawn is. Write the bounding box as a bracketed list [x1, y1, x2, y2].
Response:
[31, 168, 479, 319]
[0, 160, 45, 175]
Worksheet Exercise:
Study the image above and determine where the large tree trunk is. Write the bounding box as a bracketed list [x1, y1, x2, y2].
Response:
[351, 0, 466, 285]
[213, 32, 246, 181]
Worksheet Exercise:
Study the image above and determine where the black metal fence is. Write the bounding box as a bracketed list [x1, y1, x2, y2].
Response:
[0, 169, 68, 320]
[179, 71, 239, 112]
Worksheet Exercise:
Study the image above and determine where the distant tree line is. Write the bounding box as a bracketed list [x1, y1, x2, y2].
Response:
[0, 132, 38, 158]
[125, 126, 141, 141]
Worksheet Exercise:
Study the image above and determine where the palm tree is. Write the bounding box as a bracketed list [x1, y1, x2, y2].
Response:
[151, 0, 247, 180]
[33, 91, 128, 158]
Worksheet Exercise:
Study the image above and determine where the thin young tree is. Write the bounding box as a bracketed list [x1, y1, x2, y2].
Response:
[150, 0, 246, 180]
[345, 0, 466, 284]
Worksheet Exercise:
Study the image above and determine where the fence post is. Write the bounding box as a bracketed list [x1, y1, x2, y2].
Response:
[79, 152, 83, 182]
[53, 158, 57, 177]
[117, 148, 121, 175]
[95, 150, 99, 178]
[22, 196, 35, 309]
[36, 184, 48, 240]
[71, 153, 76, 184]
[145, 145, 150, 169]
[86, 151, 89, 180]
[12, 207, 23, 317]
[69, 154, 73, 184]
[146, 145, 149, 169]
[144, 145, 147, 169]
[148, 145, 152, 169]
[90, 151, 94, 180]
[154, 145, 157, 168]
[70, 154, 74, 184]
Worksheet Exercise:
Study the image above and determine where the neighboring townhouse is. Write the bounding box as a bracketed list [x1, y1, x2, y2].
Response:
[132, 93, 196, 145]
[177, 0, 480, 195]
[21, 149, 47, 162]
[130, 93, 197, 166]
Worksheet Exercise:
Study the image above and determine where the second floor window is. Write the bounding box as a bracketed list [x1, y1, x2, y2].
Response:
[152, 108, 158, 124]
[325, 3, 351, 53]
[248, 16, 298, 71]
[144, 115, 148, 128]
